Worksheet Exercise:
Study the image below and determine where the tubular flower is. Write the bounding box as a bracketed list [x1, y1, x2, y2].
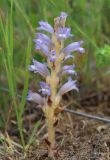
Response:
[35, 40, 50, 56]
[56, 27, 72, 40]
[49, 50, 56, 62]
[34, 33, 52, 46]
[27, 90, 44, 105]
[60, 12, 68, 21]
[64, 54, 74, 61]
[39, 82, 51, 96]
[27, 12, 85, 158]
[28, 59, 50, 77]
[58, 78, 78, 96]
[62, 64, 77, 76]
[37, 21, 54, 33]
[62, 41, 85, 54]
[59, 12, 68, 26]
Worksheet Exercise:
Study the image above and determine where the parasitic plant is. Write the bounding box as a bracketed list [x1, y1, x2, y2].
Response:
[27, 12, 84, 158]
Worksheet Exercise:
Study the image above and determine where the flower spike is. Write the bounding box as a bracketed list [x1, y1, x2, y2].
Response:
[27, 12, 85, 158]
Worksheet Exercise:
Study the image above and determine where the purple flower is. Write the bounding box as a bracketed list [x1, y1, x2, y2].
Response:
[39, 82, 51, 96]
[54, 12, 68, 29]
[56, 27, 72, 40]
[58, 78, 78, 95]
[37, 21, 54, 33]
[34, 33, 51, 46]
[28, 59, 50, 77]
[62, 64, 77, 75]
[49, 50, 56, 62]
[62, 41, 85, 54]
[64, 54, 74, 61]
[35, 40, 50, 56]
[27, 90, 44, 105]
[60, 12, 68, 22]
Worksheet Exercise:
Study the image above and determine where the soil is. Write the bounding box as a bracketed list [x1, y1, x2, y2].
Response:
[0, 88, 110, 160]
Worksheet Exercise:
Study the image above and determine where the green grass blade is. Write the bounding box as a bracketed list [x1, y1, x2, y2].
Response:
[14, 0, 34, 33]
[26, 121, 40, 149]
[19, 38, 31, 117]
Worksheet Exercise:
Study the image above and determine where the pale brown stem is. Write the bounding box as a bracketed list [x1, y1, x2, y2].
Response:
[46, 108, 55, 158]
[45, 33, 64, 159]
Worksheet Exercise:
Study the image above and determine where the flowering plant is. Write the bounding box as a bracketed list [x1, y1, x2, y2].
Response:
[27, 12, 84, 158]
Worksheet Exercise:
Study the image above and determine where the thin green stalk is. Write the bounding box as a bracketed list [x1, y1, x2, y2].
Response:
[19, 38, 31, 118]
[0, 0, 26, 148]
[14, 0, 34, 33]
[26, 121, 40, 150]
[17, 39, 32, 149]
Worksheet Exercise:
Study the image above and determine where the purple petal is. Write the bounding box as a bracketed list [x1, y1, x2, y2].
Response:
[39, 82, 51, 96]
[28, 59, 50, 77]
[49, 50, 56, 62]
[27, 90, 44, 105]
[37, 21, 54, 33]
[62, 64, 77, 76]
[77, 47, 85, 53]
[56, 27, 72, 40]
[64, 54, 74, 61]
[62, 70, 77, 75]
[62, 41, 84, 54]
[59, 79, 78, 95]
[62, 64, 75, 70]
[60, 12, 68, 22]
[35, 40, 50, 56]
[34, 33, 51, 46]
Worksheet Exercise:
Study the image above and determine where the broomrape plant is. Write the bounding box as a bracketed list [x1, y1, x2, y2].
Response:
[27, 12, 84, 158]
